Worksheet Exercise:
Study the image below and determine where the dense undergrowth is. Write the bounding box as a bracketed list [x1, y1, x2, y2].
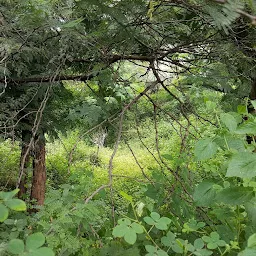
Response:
[1, 89, 256, 256]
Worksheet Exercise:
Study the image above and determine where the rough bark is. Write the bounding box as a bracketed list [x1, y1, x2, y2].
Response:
[30, 134, 46, 209]
[246, 79, 256, 144]
[250, 78, 256, 101]
[18, 130, 31, 199]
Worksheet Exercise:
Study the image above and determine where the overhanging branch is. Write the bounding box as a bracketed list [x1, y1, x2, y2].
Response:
[0, 54, 155, 84]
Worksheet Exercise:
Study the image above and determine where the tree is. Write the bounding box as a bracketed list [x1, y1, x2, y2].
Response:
[1, 0, 256, 208]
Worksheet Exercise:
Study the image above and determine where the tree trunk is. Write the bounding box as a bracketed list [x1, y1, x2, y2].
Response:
[250, 78, 256, 101]
[246, 79, 256, 144]
[30, 134, 46, 209]
[18, 130, 31, 199]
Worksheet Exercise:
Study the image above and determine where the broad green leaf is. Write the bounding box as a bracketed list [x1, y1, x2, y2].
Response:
[26, 233, 45, 251]
[159, 217, 171, 225]
[161, 232, 176, 247]
[155, 222, 168, 230]
[5, 199, 26, 211]
[217, 240, 226, 247]
[157, 250, 168, 256]
[0, 189, 19, 201]
[155, 217, 171, 230]
[194, 238, 204, 249]
[145, 245, 156, 253]
[112, 224, 129, 237]
[207, 242, 217, 249]
[251, 100, 256, 110]
[8, 239, 24, 254]
[28, 247, 55, 256]
[150, 212, 160, 221]
[220, 113, 237, 132]
[227, 138, 246, 152]
[226, 153, 256, 178]
[248, 233, 256, 248]
[194, 138, 218, 161]
[194, 249, 213, 256]
[235, 121, 256, 135]
[193, 181, 217, 206]
[210, 232, 219, 240]
[124, 228, 137, 244]
[118, 218, 131, 226]
[4, 218, 15, 225]
[172, 239, 184, 253]
[237, 105, 247, 114]
[239, 248, 256, 256]
[0, 204, 9, 222]
[183, 219, 205, 233]
[245, 200, 256, 226]
[144, 216, 155, 225]
[120, 191, 133, 203]
[215, 187, 254, 205]
[131, 222, 144, 234]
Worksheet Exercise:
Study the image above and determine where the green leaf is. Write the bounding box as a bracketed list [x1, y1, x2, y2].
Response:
[118, 218, 131, 226]
[193, 181, 217, 206]
[155, 217, 172, 230]
[4, 219, 15, 225]
[28, 247, 55, 256]
[155, 222, 168, 230]
[61, 17, 84, 28]
[237, 105, 247, 114]
[215, 187, 254, 205]
[226, 153, 256, 178]
[159, 217, 171, 225]
[0, 189, 19, 201]
[145, 245, 156, 253]
[183, 219, 205, 233]
[0, 203, 9, 222]
[206, 101, 216, 110]
[194, 249, 213, 256]
[124, 228, 137, 245]
[120, 191, 133, 203]
[248, 234, 256, 248]
[194, 238, 204, 249]
[131, 222, 144, 234]
[239, 248, 256, 256]
[172, 239, 184, 253]
[161, 232, 176, 247]
[217, 240, 226, 247]
[144, 216, 155, 225]
[8, 239, 24, 254]
[220, 113, 237, 132]
[161, 154, 173, 160]
[235, 121, 256, 135]
[150, 212, 160, 221]
[251, 100, 256, 110]
[157, 250, 168, 256]
[226, 138, 245, 152]
[112, 224, 129, 238]
[194, 138, 218, 161]
[210, 232, 219, 240]
[207, 242, 217, 249]
[5, 199, 26, 211]
[26, 233, 45, 251]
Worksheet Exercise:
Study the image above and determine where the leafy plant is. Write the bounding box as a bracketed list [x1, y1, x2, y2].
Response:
[8, 232, 54, 256]
[0, 189, 26, 222]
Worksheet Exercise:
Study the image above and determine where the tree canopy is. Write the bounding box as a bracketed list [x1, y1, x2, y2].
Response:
[1, 0, 256, 255]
